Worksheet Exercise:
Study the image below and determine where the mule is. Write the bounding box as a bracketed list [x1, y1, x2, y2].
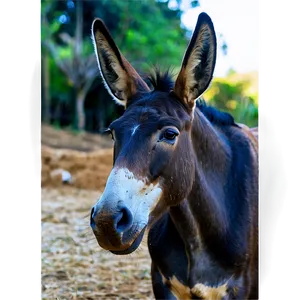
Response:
[90, 12, 258, 300]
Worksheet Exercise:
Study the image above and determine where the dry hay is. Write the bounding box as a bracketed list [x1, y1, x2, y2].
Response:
[42, 146, 113, 191]
[42, 187, 153, 299]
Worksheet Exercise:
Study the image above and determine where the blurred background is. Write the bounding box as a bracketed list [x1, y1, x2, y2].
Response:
[41, 1, 258, 299]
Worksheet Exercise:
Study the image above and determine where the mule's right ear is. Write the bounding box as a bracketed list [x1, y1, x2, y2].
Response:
[92, 19, 149, 107]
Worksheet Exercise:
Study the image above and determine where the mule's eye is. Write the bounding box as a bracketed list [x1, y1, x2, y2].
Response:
[162, 128, 179, 144]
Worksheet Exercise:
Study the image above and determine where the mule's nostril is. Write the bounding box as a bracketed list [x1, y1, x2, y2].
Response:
[90, 207, 96, 230]
[115, 206, 133, 233]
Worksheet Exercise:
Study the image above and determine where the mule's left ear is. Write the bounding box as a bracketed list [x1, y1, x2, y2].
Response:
[173, 12, 217, 112]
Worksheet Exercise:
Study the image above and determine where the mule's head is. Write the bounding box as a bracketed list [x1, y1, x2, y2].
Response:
[90, 13, 217, 254]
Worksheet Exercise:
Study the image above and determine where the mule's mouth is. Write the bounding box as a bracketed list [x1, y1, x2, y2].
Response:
[110, 226, 146, 255]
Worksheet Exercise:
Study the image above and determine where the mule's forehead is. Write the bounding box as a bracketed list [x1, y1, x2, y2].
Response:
[110, 107, 160, 137]
[110, 91, 190, 133]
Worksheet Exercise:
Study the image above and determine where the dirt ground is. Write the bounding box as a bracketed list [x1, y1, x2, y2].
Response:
[42, 124, 113, 152]
[42, 145, 113, 191]
[42, 123, 116, 192]
[42, 125, 153, 299]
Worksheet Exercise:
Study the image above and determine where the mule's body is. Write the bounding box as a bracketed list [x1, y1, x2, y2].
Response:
[90, 12, 258, 299]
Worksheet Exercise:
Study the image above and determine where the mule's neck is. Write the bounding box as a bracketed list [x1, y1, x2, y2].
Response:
[169, 108, 248, 285]
[188, 108, 232, 241]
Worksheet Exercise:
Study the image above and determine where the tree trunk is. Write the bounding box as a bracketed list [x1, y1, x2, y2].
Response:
[76, 76, 96, 131]
[76, 91, 85, 131]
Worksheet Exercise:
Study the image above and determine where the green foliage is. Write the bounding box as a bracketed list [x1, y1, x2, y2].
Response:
[233, 97, 258, 127]
[49, 56, 72, 100]
[204, 74, 258, 127]
[89, 0, 188, 72]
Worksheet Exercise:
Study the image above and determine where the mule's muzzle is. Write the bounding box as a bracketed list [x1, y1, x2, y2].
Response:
[90, 201, 145, 254]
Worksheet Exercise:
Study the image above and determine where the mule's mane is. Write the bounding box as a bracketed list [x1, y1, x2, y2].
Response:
[145, 69, 235, 126]
[146, 68, 174, 93]
[197, 100, 235, 126]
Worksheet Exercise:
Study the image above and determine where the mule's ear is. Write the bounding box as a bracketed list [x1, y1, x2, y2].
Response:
[92, 19, 149, 107]
[173, 13, 217, 112]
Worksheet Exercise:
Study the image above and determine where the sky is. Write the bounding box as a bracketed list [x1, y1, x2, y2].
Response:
[178, 0, 258, 77]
